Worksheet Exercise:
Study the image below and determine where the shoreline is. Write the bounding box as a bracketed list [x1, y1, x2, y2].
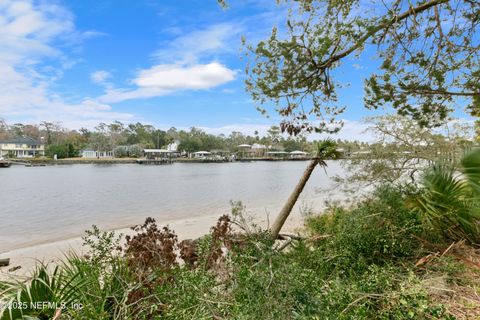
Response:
[7, 157, 319, 165]
[0, 208, 305, 278]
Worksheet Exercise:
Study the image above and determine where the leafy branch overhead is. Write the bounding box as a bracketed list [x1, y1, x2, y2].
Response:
[243, 0, 480, 135]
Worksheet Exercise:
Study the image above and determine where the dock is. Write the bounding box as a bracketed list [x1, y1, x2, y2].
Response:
[136, 158, 174, 165]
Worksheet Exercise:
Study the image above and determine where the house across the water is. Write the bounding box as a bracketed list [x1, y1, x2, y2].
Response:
[0, 137, 45, 158]
[81, 150, 114, 158]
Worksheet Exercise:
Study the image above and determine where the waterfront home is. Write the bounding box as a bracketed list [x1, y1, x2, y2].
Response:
[251, 143, 267, 157]
[290, 150, 309, 159]
[0, 137, 45, 158]
[81, 149, 114, 158]
[193, 151, 211, 159]
[237, 144, 251, 158]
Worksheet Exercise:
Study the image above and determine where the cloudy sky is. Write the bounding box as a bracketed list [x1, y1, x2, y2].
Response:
[0, 0, 470, 141]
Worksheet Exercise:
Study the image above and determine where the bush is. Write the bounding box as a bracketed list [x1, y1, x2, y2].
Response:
[412, 150, 480, 243]
[306, 185, 423, 272]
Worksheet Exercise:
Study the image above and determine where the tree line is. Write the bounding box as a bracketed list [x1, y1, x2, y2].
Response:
[0, 118, 369, 159]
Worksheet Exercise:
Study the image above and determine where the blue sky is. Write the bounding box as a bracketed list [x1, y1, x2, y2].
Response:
[0, 0, 471, 140]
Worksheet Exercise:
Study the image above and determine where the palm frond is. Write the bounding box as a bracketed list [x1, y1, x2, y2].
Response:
[413, 154, 480, 243]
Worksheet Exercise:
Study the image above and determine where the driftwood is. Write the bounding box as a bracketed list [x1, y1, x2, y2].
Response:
[0, 258, 10, 267]
[277, 233, 304, 241]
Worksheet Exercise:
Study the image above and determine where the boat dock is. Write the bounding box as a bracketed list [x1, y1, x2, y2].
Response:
[136, 158, 174, 165]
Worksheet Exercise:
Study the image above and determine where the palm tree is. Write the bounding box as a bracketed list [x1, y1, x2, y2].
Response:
[413, 149, 480, 243]
[270, 140, 341, 239]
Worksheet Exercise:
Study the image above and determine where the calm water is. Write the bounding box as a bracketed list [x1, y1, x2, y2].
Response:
[0, 161, 345, 252]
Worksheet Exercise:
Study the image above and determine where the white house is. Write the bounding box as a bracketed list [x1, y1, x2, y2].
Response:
[167, 140, 180, 152]
[193, 151, 211, 159]
[81, 149, 113, 158]
[290, 150, 308, 159]
[0, 137, 45, 158]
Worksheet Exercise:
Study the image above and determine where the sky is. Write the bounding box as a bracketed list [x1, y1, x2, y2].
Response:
[0, 0, 472, 141]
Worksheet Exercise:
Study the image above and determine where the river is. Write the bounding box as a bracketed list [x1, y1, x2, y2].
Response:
[0, 161, 345, 252]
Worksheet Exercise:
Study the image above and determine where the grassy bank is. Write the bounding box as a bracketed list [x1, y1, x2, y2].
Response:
[1, 151, 480, 319]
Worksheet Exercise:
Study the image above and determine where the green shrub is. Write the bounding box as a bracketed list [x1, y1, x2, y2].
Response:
[412, 149, 480, 243]
[306, 185, 423, 272]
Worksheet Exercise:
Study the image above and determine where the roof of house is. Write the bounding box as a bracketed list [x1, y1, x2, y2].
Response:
[252, 143, 267, 149]
[0, 136, 43, 145]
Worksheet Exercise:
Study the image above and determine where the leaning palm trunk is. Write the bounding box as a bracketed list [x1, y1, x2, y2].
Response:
[270, 158, 320, 239]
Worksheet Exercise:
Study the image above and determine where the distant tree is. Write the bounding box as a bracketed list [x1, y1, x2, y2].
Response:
[89, 132, 110, 153]
[338, 115, 473, 188]
[266, 125, 281, 147]
[23, 125, 41, 140]
[0, 118, 11, 139]
[282, 137, 305, 152]
[46, 142, 78, 159]
[108, 121, 126, 157]
[40, 121, 63, 145]
[11, 123, 25, 137]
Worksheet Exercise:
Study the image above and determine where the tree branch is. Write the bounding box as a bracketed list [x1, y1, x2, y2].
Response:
[318, 0, 449, 70]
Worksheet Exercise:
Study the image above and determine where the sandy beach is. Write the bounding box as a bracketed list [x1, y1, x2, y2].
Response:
[0, 209, 306, 280]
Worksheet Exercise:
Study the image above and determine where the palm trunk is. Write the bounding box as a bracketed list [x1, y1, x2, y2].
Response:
[270, 158, 320, 239]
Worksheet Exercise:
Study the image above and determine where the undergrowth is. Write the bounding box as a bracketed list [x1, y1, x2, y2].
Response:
[1, 185, 479, 319]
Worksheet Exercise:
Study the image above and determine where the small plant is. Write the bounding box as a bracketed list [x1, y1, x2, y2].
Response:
[124, 217, 179, 277]
[82, 225, 122, 266]
[0, 263, 86, 320]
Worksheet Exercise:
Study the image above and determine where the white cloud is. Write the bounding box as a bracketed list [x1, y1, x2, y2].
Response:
[100, 62, 236, 103]
[91, 70, 111, 84]
[134, 63, 235, 89]
[154, 23, 241, 64]
[97, 23, 240, 103]
[0, 0, 134, 128]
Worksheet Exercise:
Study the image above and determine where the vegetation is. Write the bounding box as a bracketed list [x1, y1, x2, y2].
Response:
[243, 0, 479, 134]
[1, 150, 480, 319]
[1, 1, 479, 318]
[337, 115, 474, 188]
[412, 150, 480, 243]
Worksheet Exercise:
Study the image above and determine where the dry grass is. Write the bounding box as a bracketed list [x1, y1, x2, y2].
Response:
[423, 242, 480, 319]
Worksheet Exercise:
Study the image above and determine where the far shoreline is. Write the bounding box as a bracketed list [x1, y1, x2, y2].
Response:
[6, 157, 317, 165]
